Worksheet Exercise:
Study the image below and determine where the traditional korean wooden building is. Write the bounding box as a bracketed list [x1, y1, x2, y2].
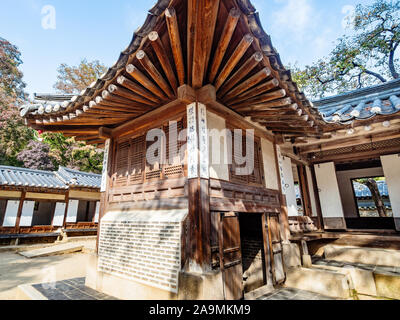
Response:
[19, 0, 400, 300]
[0, 166, 101, 244]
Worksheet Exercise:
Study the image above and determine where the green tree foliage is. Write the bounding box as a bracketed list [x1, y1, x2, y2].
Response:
[54, 59, 108, 94]
[0, 38, 35, 166]
[0, 38, 104, 173]
[293, 0, 400, 99]
[42, 133, 103, 174]
[17, 140, 55, 171]
[0, 37, 26, 100]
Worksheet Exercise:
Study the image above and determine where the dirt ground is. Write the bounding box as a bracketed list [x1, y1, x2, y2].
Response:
[0, 243, 94, 300]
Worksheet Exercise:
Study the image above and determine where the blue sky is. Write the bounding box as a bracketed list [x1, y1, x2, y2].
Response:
[0, 0, 375, 97]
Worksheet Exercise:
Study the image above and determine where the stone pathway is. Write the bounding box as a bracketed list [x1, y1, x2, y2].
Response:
[32, 278, 118, 300]
[257, 287, 335, 300]
[312, 257, 400, 276]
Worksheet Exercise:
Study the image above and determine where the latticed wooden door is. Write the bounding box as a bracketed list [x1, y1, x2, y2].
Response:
[219, 212, 244, 300]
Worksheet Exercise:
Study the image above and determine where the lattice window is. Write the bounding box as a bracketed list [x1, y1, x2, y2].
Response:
[114, 141, 130, 187]
[228, 127, 264, 186]
[129, 135, 145, 185]
[163, 118, 186, 179]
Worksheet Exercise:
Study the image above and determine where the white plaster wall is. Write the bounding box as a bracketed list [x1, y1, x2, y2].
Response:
[381, 154, 400, 220]
[207, 111, 229, 181]
[2, 200, 20, 227]
[336, 167, 384, 218]
[314, 162, 345, 219]
[281, 156, 299, 216]
[306, 166, 318, 217]
[19, 201, 35, 227]
[261, 139, 279, 190]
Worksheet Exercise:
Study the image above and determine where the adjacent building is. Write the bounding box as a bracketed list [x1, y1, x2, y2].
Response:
[0, 166, 101, 243]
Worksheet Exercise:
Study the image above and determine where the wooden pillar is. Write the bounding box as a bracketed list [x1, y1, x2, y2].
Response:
[62, 191, 70, 229]
[186, 99, 212, 272]
[310, 165, 324, 230]
[96, 138, 114, 254]
[298, 165, 312, 217]
[273, 144, 290, 242]
[15, 191, 26, 234]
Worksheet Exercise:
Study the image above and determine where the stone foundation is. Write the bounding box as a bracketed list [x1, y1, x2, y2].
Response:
[85, 253, 224, 300]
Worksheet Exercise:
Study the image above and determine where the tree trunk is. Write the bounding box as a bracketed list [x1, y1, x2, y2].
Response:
[365, 179, 387, 218]
[389, 44, 400, 79]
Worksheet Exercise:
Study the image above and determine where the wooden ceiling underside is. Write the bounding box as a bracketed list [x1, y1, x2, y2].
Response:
[27, 0, 324, 143]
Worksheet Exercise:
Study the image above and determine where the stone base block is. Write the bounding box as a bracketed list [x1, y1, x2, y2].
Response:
[282, 243, 301, 270]
[284, 267, 351, 299]
[374, 273, 400, 300]
[85, 254, 224, 300]
[302, 255, 312, 268]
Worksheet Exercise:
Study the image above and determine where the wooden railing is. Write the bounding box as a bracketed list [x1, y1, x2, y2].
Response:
[288, 216, 318, 234]
[209, 179, 281, 213]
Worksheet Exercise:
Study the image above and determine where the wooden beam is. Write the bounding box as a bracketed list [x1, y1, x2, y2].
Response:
[223, 68, 272, 102]
[136, 50, 174, 99]
[192, 0, 220, 89]
[233, 78, 280, 104]
[102, 90, 153, 108]
[218, 51, 264, 97]
[208, 8, 241, 83]
[299, 128, 400, 154]
[108, 84, 155, 106]
[117, 75, 160, 103]
[243, 107, 302, 117]
[126, 64, 167, 100]
[149, 31, 178, 94]
[235, 97, 292, 112]
[215, 34, 254, 90]
[166, 8, 185, 86]
[231, 89, 287, 108]
[99, 127, 113, 139]
[111, 99, 185, 138]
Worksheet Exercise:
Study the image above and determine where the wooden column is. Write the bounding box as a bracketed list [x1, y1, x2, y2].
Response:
[96, 138, 114, 253]
[62, 191, 70, 229]
[15, 191, 26, 234]
[273, 144, 291, 242]
[186, 99, 212, 272]
[297, 165, 312, 218]
[310, 165, 324, 230]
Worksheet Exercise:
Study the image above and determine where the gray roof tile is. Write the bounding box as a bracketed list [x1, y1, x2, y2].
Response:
[314, 79, 400, 124]
[0, 166, 101, 190]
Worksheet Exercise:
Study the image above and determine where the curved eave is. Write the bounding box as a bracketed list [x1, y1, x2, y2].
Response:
[23, 0, 324, 140]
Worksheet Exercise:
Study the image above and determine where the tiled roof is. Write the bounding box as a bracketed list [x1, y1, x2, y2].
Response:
[56, 167, 101, 189]
[20, 94, 74, 117]
[19, 0, 323, 127]
[313, 79, 400, 124]
[0, 166, 101, 190]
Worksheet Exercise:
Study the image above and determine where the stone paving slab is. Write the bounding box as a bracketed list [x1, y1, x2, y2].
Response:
[32, 278, 118, 300]
[313, 257, 400, 276]
[18, 243, 84, 258]
[258, 288, 336, 300]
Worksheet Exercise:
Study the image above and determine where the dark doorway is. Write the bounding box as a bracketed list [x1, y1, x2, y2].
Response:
[239, 213, 267, 293]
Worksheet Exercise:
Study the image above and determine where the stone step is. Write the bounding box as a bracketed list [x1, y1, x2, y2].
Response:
[313, 258, 400, 299]
[324, 245, 400, 268]
[18, 243, 84, 259]
[284, 267, 351, 299]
